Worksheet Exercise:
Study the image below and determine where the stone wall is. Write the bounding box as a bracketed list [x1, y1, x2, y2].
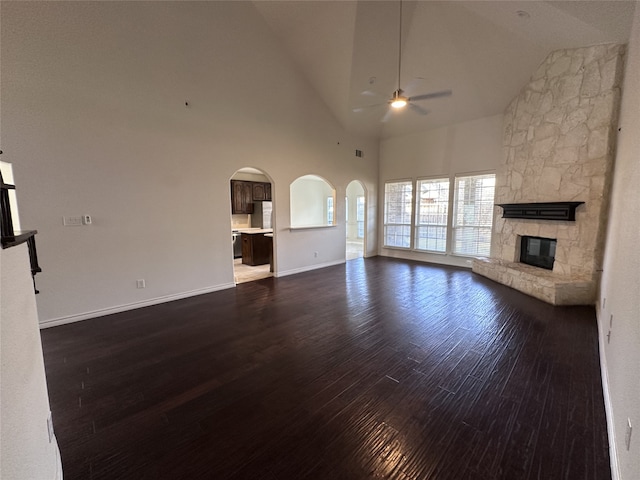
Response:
[473, 44, 625, 305]
[493, 44, 625, 281]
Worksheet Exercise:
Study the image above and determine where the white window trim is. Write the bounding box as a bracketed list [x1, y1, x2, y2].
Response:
[414, 176, 451, 254]
[383, 179, 415, 250]
[382, 171, 496, 261]
[451, 171, 496, 258]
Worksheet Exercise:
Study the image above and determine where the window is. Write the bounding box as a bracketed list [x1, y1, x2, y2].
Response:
[356, 196, 365, 239]
[327, 196, 334, 225]
[384, 181, 413, 248]
[452, 173, 495, 256]
[415, 178, 449, 252]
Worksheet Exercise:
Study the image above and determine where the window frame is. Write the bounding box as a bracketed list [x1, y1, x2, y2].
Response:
[451, 172, 496, 258]
[356, 195, 365, 239]
[326, 196, 334, 226]
[383, 179, 414, 249]
[414, 176, 451, 253]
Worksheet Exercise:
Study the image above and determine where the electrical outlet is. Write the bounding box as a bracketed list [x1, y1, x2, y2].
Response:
[47, 411, 54, 443]
[136, 279, 145, 289]
[82, 215, 92, 225]
[63, 216, 83, 226]
[625, 418, 632, 451]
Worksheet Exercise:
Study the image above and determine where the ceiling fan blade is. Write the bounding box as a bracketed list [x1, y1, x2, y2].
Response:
[409, 89, 453, 102]
[403, 77, 426, 95]
[380, 108, 394, 123]
[352, 103, 385, 113]
[409, 103, 429, 116]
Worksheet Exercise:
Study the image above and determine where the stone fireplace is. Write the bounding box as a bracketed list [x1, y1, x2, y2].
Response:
[473, 44, 625, 305]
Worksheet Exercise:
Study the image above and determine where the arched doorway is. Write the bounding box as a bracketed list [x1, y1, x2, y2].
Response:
[345, 180, 366, 260]
[230, 167, 275, 284]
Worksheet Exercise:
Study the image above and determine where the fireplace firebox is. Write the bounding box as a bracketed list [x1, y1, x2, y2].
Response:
[520, 236, 557, 270]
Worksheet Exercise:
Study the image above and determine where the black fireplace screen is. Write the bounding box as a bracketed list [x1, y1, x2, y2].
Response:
[520, 236, 557, 270]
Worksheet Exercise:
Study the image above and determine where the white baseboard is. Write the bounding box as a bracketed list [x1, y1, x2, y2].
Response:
[39, 283, 236, 329]
[275, 259, 345, 278]
[596, 304, 621, 480]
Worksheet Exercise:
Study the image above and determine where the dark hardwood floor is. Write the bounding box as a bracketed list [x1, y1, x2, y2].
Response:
[40, 257, 610, 480]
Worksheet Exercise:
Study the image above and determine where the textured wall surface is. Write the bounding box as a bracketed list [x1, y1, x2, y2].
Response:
[473, 44, 625, 305]
[493, 44, 625, 281]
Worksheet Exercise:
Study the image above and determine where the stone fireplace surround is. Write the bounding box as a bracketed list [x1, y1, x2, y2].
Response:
[472, 44, 625, 306]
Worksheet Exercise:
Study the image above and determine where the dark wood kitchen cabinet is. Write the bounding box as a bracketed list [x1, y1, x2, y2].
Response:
[252, 182, 266, 201]
[252, 182, 272, 201]
[231, 180, 254, 214]
[241, 233, 272, 266]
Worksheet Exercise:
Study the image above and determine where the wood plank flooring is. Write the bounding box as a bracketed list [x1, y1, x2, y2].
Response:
[40, 257, 610, 480]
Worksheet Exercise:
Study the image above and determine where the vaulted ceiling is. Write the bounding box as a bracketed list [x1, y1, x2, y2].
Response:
[253, 1, 635, 139]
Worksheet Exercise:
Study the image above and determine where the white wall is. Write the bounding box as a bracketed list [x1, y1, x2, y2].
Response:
[378, 114, 503, 267]
[599, 4, 640, 479]
[1, 1, 378, 325]
[1, 243, 62, 480]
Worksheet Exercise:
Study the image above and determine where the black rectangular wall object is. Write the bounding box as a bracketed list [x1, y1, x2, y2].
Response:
[520, 235, 557, 270]
[497, 202, 584, 221]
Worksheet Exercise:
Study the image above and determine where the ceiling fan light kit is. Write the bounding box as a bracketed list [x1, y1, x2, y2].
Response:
[390, 90, 408, 109]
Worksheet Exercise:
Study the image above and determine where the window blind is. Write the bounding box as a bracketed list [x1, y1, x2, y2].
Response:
[384, 181, 413, 248]
[452, 173, 495, 256]
[415, 178, 449, 252]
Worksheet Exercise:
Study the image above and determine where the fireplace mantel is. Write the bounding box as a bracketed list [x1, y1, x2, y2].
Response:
[497, 202, 584, 221]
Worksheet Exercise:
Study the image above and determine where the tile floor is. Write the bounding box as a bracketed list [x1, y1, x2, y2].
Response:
[233, 239, 364, 284]
[233, 258, 272, 284]
[346, 240, 364, 260]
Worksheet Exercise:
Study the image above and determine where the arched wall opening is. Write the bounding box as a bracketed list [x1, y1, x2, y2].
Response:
[289, 174, 336, 228]
[346, 180, 366, 260]
[229, 167, 275, 284]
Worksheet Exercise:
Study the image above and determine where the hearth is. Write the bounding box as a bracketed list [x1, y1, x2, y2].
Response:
[520, 236, 556, 270]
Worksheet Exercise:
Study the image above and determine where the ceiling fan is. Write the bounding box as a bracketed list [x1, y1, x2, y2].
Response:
[353, 0, 452, 122]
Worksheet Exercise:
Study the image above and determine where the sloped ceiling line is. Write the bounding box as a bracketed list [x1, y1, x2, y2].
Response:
[253, 1, 634, 140]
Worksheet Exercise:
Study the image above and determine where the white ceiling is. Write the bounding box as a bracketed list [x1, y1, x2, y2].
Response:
[253, 1, 635, 139]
